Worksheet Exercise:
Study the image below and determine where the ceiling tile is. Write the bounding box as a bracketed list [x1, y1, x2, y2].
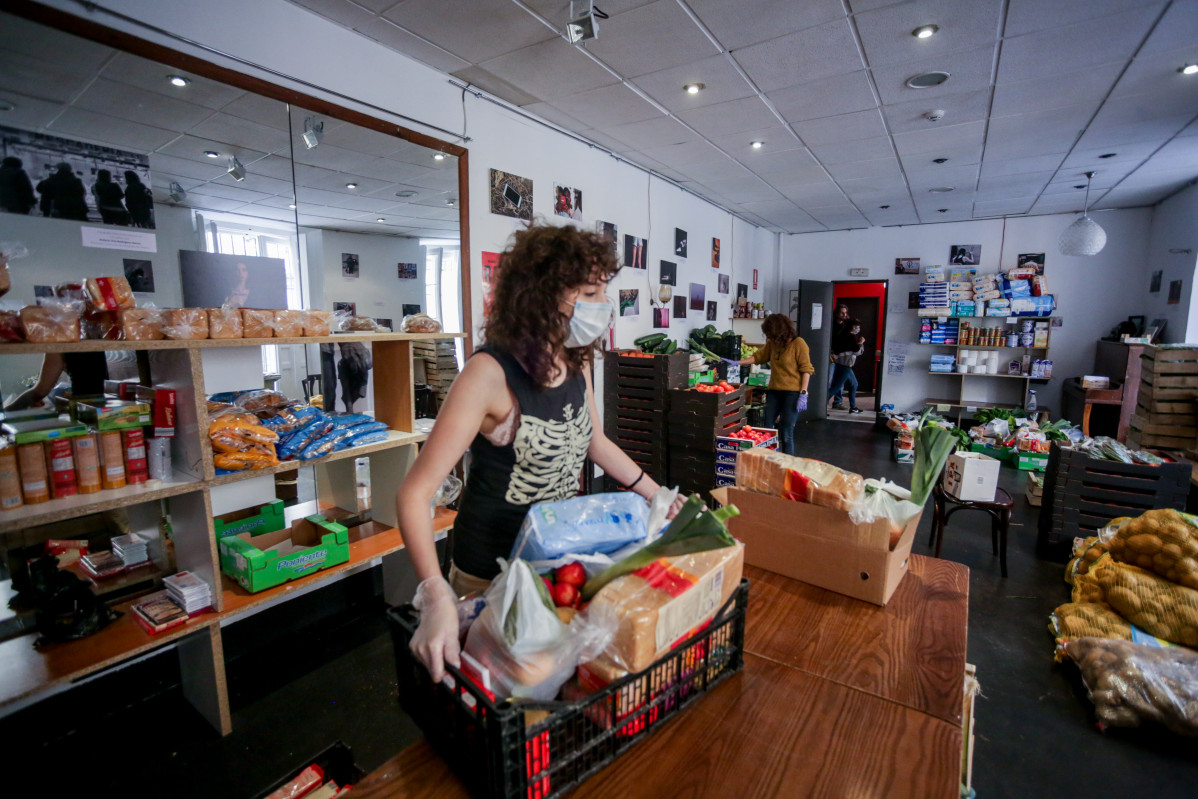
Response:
[48, 108, 179, 153]
[767, 71, 878, 123]
[984, 129, 1080, 159]
[735, 147, 821, 177]
[900, 144, 982, 170]
[585, 0, 721, 78]
[730, 19, 862, 92]
[892, 120, 984, 156]
[549, 84, 663, 129]
[854, 0, 1001, 68]
[1091, 88, 1198, 129]
[318, 122, 412, 158]
[1138, 1, 1198, 55]
[637, 139, 727, 168]
[220, 93, 293, 130]
[629, 55, 755, 113]
[149, 153, 227, 182]
[871, 44, 997, 105]
[189, 180, 272, 204]
[101, 53, 246, 111]
[72, 77, 215, 133]
[1061, 142, 1157, 170]
[0, 51, 95, 104]
[997, 6, 1159, 84]
[823, 157, 904, 181]
[449, 65, 542, 106]
[709, 175, 784, 203]
[1111, 44, 1198, 99]
[980, 152, 1066, 178]
[289, 0, 377, 29]
[293, 141, 376, 173]
[352, 17, 471, 73]
[972, 198, 1034, 217]
[991, 61, 1124, 117]
[1, 13, 113, 75]
[677, 96, 780, 138]
[687, 0, 844, 51]
[988, 103, 1097, 150]
[775, 181, 851, 206]
[577, 128, 637, 152]
[190, 113, 292, 155]
[808, 136, 895, 164]
[0, 90, 68, 132]
[977, 171, 1052, 193]
[602, 116, 697, 149]
[521, 0, 657, 17]
[476, 39, 619, 101]
[1078, 113, 1193, 148]
[674, 158, 752, 184]
[521, 102, 590, 130]
[906, 163, 979, 191]
[382, 0, 557, 62]
[792, 108, 887, 146]
[805, 204, 869, 229]
[709, 126, 804, 155]
[1003, 0, 1161, 38]
[882, 88, 991, 133]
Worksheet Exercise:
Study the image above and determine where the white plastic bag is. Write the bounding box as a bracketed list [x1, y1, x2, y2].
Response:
[848, 478, 921, 545]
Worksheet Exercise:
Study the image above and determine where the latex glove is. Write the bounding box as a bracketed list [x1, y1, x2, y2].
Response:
[720, 357, 738, 365]
[410, 575, 460, 683]
[796, 392, 809, 412]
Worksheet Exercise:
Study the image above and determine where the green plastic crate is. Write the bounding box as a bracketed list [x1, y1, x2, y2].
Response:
[1015, 451, 1049, 471]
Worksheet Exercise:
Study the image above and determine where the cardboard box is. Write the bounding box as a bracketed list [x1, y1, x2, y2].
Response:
[1081, 375, 1110, 389]
[214, 499, 287, 539]
[711, 487, 919, 605]
[944, 451, 1001, 502]
[218, 514, 349, 593]
[74, 400, 151, 430]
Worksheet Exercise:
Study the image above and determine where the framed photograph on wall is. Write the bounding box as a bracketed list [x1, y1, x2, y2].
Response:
[123, 258, 154, 292]
[596, 220, 618, 258]
[673, 295, 687, 319]
[675, 228, 688, 258]
[179, 250, 287, 309]
[623, 235, 646, 269]
[653, 307, 669, 328]
[397, 262, 418, 279]
[490, 169, 532, 220]
[618, 288, 640, 317]
[1150, 270, 1163, 293]
[895, 257, 920, 275]
[718, 274, 729, 294]
[705, 300, 718, 321]
[1168, 280, 1183, 305]
[342, 252, 359, 278]
[659, 260, 676, 285]
[333, 301, 356, 316]
[689, 282, 705, 311]
[949, 244, 981, 266]
[711, 237, 720, 269]
[1017, 253, 1045, 274]
[402, 304, 421, 316]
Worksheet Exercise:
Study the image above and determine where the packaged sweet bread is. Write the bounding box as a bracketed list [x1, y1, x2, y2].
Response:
[234, 389, 289, 412]
[340, 315, 377, 332]
[735, 449, 864, 511]
[214, 449, 279, 471]
[162, 308, 209, 340]
[208, 306, 244, 339]
[20, 304, 81, 343]
[0, 310, 24, 343]
[301, 310, 331, 337]
[273, 310, 303, 338]
[118, 307, 164, 341]
[400, 313, 442, 333]
[84, 276, 136, 311]
[241, 308, 274, 339]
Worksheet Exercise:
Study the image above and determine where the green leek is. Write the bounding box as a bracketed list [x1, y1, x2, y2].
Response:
[910, 409, 957, 507]
[581, 495, 739, 600]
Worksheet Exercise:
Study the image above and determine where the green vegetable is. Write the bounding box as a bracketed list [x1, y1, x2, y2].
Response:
[949, 426, 970, 451]
[663, 340, 677, 354]
[910, 409, 958, 507]
[688, 335, 721, 362]
[636, 333, 667, 347]
[581, 494, 739, 600]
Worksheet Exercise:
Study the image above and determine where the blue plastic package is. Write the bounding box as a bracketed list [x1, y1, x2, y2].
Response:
[279, 419, 333, 459]
[511, 492, 649, 562]
[291, 405, 323, 422]
[298, 427, 352, 459]
[329, 413, 373, 429]
[344, 429, 388, 448]
[345, 420, 387, 437]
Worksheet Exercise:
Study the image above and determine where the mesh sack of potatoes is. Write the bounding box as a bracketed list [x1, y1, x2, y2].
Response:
[1050, 601, 1132, 646]
[1063, 637, 1198, 735]
[1106, 509, 1198, 591]
[1071, 564, 1107, 605]
[1067, 531, 1118, 585]
[1087, 555, 1198, 647]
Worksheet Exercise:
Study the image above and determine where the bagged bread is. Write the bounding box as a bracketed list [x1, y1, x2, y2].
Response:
[735, 449, 864, 511]
[301, 310, 331, 337]
[118, 308, 163, 341]
[273, 309, 303, 338]
[84, 277, 136, 311]
[0, 310, 24, 342]
[340, 316, 378, 332]
[207, 306, 243, 339]
[21, 304, 80, 343]
[163, 308, 209, 340]
[214, 450, 279, 471]
[400, 313, 441, 333]
[241, 308, 274, 338]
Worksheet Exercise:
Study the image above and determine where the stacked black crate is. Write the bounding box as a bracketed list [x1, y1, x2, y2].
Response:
[602, 350, 689, 492]
[668, 386, 746, 496]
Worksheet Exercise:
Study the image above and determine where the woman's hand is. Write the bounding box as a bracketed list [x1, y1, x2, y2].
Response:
[409, 575, 461, 683]
[666, 493, 686, 518]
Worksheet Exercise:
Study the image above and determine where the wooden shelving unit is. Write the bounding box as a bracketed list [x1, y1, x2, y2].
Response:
[0, 331, 463, 733]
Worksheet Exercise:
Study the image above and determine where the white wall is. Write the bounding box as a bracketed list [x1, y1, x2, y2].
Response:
[302, 228, 425, 326]
[1139, 182, 1198, 342]
[783, 209, 1154, 414]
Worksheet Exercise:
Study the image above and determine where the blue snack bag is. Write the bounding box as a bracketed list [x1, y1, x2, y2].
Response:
[512, 492, 649, 562]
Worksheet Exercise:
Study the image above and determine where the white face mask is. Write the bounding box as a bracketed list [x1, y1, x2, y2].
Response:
[563, 297, 613, 348]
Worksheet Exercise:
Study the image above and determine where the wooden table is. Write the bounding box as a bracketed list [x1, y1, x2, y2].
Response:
[353, 555, 969, 799]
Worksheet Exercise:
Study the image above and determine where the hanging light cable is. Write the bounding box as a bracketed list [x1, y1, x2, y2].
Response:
[1059, 171, 1107, 256]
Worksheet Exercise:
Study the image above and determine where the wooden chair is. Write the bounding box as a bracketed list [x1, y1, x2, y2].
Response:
[929, 482, 1014, 577]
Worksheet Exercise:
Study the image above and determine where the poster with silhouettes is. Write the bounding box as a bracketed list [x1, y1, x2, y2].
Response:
[949, 245, 981, 266]
[659, 260, 676, 285]
[342, 253, 360, 278]
[179, 250, 287, 309]
[675, 228, 688, 258]
[623, 235, 646, 269]
[712, 237, 720, 269]
[0, 124, 156, 228]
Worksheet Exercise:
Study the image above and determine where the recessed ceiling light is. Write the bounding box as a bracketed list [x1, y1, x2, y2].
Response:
[912, 24, 939, 39]
[684, 82, 705, 94]
[938, 208, 949, 213]
[446, 199, 456, 207]
[1098, 153, 1117, 159]
[345, 182, 358, 189]
[376, 217, 385, 222]
[1181, 64, 1198, 75]
[0, 100, 14, 112]
[929, 187, 954, 193]
[204, 150, 220, 158]
[879, 205, 890, 209]
[288, 203, 296, 209]
[167, 75, 190, 87]
[395, 190, 417, 198]
[932, 157, 948, 164]
[433, 153, 446, 161]
[750, 140, 764, 149]
[1074, 184, 1086, 189]
[906, 71, 950, 89]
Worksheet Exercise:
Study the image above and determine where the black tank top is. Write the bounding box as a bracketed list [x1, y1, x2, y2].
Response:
[452, 347, 592, 579]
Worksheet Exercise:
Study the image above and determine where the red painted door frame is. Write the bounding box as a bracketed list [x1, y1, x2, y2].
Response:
[831, 280, 889, 403]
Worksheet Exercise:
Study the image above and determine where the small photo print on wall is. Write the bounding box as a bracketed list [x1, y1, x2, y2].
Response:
[653, 307, 670, 329]
[706, 300, 718, 322]
[619, 288, 640, 317]
[1017, 253, 1045, 274]
[674, 228, 688, 258]
[718, 274, 729, 294]
[623, 235, 646, 269]
[402, 304, 421, 316]
[1169, 280, 1183, 305]
[375, 318, 393, 330]
[123, 258, 154, 292]
[736, 283, 748, 302]
[690, 282, 706, 311]
[1150, 270, 1163, 293]
[397, 262, 418, 280]
[33, 285, 53, 298]
[673, 295, 687, 319]
[711, 237, 720, 269]
[895, 257, 920, 275]
[596, 220, 618, 257]
[333, 301, 356, 316]
[949, 245, 981, 266]
[489, 168, 532, 220]
[342, 252, 360, 279]
[553, 184, 583, 220]
[659, 260, 676, 285]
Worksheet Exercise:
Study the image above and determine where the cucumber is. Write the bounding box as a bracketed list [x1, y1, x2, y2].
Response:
[635, 332, 667, 346]
[663, 340, 677, 354]
[653, 338, 671, 353]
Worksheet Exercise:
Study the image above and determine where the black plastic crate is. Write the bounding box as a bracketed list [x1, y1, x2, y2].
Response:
[389, 580, 749, 799]
[669, 386, 745, 415]
[252, 741, 365, 798]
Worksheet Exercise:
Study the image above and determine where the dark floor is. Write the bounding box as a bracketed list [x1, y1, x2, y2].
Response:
[5, 419, 1198, 797]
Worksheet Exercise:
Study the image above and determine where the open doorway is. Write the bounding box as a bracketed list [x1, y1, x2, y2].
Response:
[827, 280, 888, 423]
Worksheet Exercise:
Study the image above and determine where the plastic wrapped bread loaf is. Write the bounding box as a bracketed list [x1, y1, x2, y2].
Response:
[207, 307, 244, 339]
[162, 308, 209, 340]
[20, 304, 81, 343]
[273, 310, 303, 338]
[84, 276, 136, 311]
[118, 308, 163, 341]
[241, 308, 274, 338]
[0, 310, 24, 342]
[735, 449, 864, 511]
[301, 310, 331, 337]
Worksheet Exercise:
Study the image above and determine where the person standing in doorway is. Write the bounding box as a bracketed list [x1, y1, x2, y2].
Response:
[733, 313, 814, 455]
[829, 318, 866, 414]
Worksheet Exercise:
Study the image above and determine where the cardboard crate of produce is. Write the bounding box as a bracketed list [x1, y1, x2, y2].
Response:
[219, 515, 349, 593]
[670, 386, 745, 415]
[669, 406, 748, 433]
[711, 486, 920, 605]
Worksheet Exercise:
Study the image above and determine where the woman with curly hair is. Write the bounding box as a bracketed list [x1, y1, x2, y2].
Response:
[733, 313, 815, 456]
[400, 222, 679, 681]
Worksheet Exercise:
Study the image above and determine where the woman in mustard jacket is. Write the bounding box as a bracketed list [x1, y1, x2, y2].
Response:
[735, 313, 815, 455]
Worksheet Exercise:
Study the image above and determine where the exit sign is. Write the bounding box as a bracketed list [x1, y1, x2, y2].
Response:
[848, 268, 870, 277]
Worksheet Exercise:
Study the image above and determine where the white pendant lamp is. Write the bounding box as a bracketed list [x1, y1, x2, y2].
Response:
[1058, 171, 1107, 256]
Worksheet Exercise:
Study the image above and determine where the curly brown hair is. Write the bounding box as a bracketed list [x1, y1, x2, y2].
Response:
[761, 313, 797, 349]
[484, 223, 620, 387]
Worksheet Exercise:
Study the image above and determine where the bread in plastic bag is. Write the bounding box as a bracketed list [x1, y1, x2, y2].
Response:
[462, 558, 613, 701]
[207, 306, 243, 339]
[512, 492, 650, 564]
[847, 478, 921, 549]
[1064, 636, 1198, 735]
[401, 313, 442, 333]
[21, 302, 80, 343]
[118, 307, 164, 341]
[735, 448, 864, 510]
[1104, 509, 1198, 590]
[84, 276, 135, 311]
[234, 389, 289, 412]
[301, 309, 331, 337]
[214, 450, 279, 471]
[0, 241, 29, 299]
[297, 427, 352, 460]
[241, 308, 275, 339]
[0, 308, 23, 342]
[162, 308, 209, 340]
[273, 309, 303, 338]
[339, 315, 379, 332]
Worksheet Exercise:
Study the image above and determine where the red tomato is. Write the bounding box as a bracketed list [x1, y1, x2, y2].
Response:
[552, 582, 580, 608]
[555, 562, 586, 589]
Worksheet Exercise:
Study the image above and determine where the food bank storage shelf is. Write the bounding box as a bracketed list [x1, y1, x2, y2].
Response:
[0, 471, 203, 534]
[0, 331, 464, 355]
[208, 430, 427, 486]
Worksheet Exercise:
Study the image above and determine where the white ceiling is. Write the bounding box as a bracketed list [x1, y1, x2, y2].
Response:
[286, 0, 1198, 233]
[0, 12, 460, 238]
